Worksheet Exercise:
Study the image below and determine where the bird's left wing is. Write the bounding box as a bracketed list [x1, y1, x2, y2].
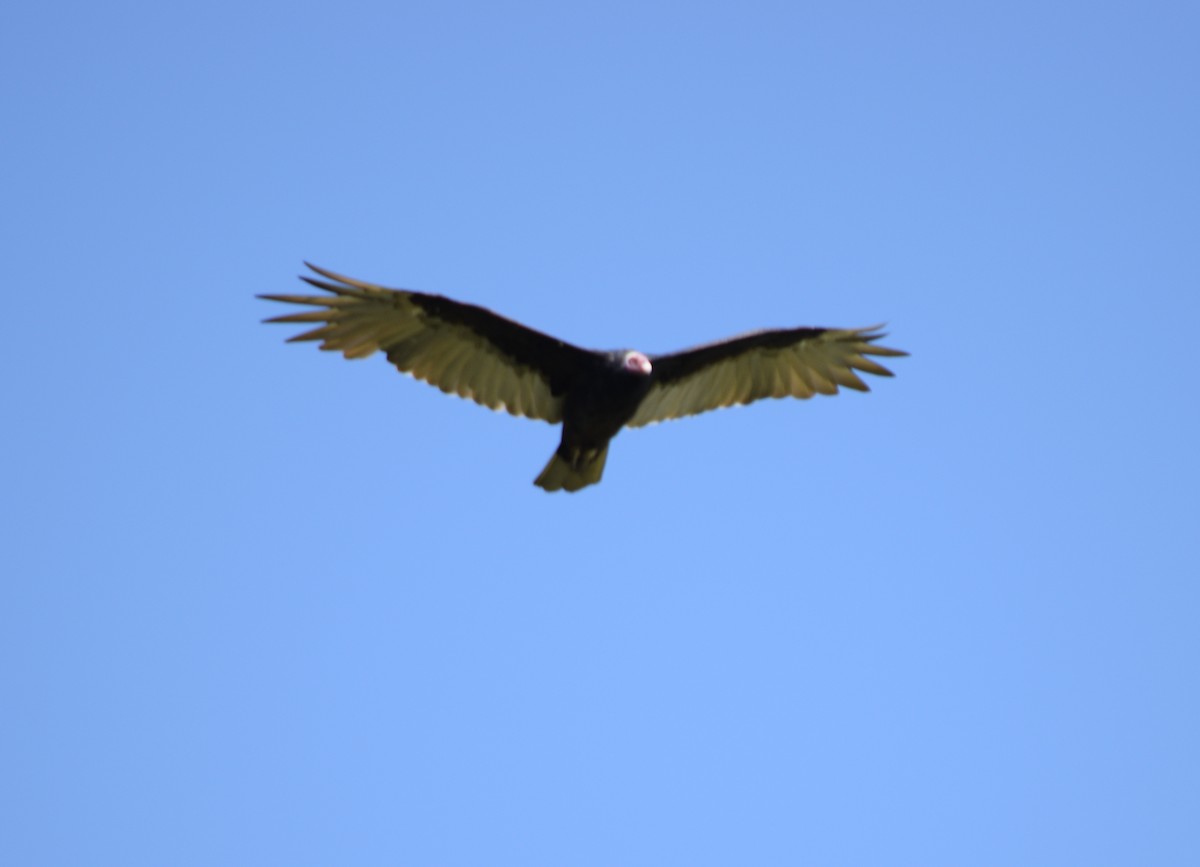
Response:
[626, 325, 907, 427]
[260, 264, 594, 423]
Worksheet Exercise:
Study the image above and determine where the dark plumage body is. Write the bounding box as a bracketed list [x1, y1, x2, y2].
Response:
[542, 353, 657, 490]
[261, 264, 907, 492]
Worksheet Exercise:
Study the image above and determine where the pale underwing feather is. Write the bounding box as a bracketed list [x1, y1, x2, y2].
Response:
[626, 326, 906, 428]
[261, 264, 576, 423]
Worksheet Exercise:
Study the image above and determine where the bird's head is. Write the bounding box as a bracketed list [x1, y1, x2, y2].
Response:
[621, 350, 653, 376]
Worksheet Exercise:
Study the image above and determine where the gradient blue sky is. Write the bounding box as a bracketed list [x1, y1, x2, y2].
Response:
[4, 1, 1199, 864]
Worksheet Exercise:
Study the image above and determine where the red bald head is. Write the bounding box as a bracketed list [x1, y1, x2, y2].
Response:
[623, 350, 652, 376]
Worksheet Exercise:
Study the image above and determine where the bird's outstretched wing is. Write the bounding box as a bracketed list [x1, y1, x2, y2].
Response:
[626, 326, 907, 427]
[260, 264, 595, 423]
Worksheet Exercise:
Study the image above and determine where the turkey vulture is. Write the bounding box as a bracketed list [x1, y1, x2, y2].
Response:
[261, 263, 907, 492]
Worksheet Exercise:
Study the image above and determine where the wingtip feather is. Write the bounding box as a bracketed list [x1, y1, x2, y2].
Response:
[303, 262, 382, 292]
[854, 324, 909, 358]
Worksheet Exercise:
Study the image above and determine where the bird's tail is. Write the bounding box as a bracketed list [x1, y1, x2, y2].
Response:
[534, 446, 609, 493]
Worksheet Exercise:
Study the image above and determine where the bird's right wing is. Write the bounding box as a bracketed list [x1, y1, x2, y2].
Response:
[627, 325, 907, 427]
[260, 264, 595, 423]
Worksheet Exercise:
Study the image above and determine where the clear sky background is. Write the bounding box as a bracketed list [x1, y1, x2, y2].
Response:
[3, 1, 1198, 864]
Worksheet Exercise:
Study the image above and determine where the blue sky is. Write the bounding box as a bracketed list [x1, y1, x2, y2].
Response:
[3, 1, 1198, 864]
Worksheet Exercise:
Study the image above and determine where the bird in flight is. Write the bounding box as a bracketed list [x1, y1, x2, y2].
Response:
[261, 263, 907, 492]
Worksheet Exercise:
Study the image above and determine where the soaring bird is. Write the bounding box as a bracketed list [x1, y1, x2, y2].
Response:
[261, 264, 907, 492]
